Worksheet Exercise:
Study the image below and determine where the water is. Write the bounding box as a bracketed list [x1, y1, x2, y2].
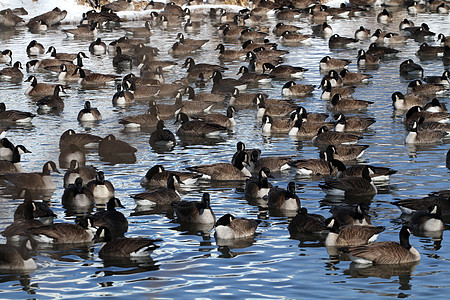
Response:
[0, 3, 449, 298]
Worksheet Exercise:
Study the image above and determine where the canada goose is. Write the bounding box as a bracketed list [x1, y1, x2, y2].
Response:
[416, 42, 444, 58]
[57, 63, 84, 82]
[312, 126, 361, 146]
[149, 120, 176, 149]
[27, 57, 70, 72]
[0, 49, 12, 63]
[330, 160, 397, 182]
[186, 150, 251, 181]
[288, 207, 327, 235]
[0, 239, 36, 270]
[169, 41, 202, 56]
[102, 0, 134, 11]
[405, 120, 448, 144]
[256, 95, 296, 118]
[391, 92, 427, 111]
[28, 7, 67, 26]
[185, 86, 226, 103]
[341, 226, 420, 265]
[231, 142, 261, 166]
[319, 56, 351, 72]
[326, 144, 369, 161]
[239, 28, 268, 42]
[229, 89, 259, 109]
[176, 33, 208, 49]
[211, 70, 247, 94]
[410, 205, 444, 232]
[123, 21, 152, 37]
[399, 18, 415, 30]
[325, 219, 384, 247]
[0, 102, 34, 123]
[333, 113, 376, 132]
[339, 69, 372, 85]
[296, 106, 329, 123]
[175, 112, 228, 137]
[424, 98, 447, 112]
[77, 101, 102, 122]
[24, 75, 59, 97]
[261, 114, 294, 134]
[176, 96, 214, 117]
[281, 81, 315, 97]
[112, 47, 132, 68]
[356, 49, 380, 67]
[98, 134, 137, 158]
[288, 148, 334, 176]
[280, 31, 312, 45]
[330, 203, 372, 227]
[63, 159, 97, 188]
[289, 117, 334, 138]
[131, 173, 183, 206]
[0, 145, 31, 174]
[214, 43, 246, 61]
[86, 171, 115, 201]
[437, 33, 450, 47]
[62, 21, 98, 37]
[94, 227, 160, 259]
[275, 8, 301, 20]
[0, 161, 60, 191]
[0, 138, 15, 161]
[366, 42, 399, 58]
[26, 18, 47, 32]
[328, 34, 358, 49]
[26, 40, 45, 56]
[46, 46, 87, 62]
[119, 105, 159, 128]
[214, 213, 260, 239]
[307, 6, 330, 23]
[72, 67, 117, 86]
[273, 22, 301, 36]
[140, 165, 199, 188]
[237, 66, 273, 84]
[112, 84, 134, 107]
[36, 85, 66, 111]
[89, 38, 107, 54]
[416, 116, 450, 133]
[248, 150, 292, 173]
[383, 32, 407, 45]
[328, 94, 373, 112]
[59, 144, 85, 169]
[62, 177, 95, 208]
[92, 197, 128, 236]
[392, 191, 450, 215]
[122, 79, 159, 100]
[0, 61, 23, 80]
[245, 167, 273, 199]
[424, 71, 450, 87]
[404, 106, 450, 124]
[59, 129, 102, 150]
[27, 217, 96, 244]
[321, 70, 343, 88]
[182, 57, 226, 81]
[319, 165, 377, 197]
[398, 59, 423, 78]
[377, 8, 392, 24]
[199, 106, 236, 129]
[262, 62, 308, 79]
[354, 26, 370, 40]
[408, 80, 446, 97]
[172, 192, 216, 224]
[267, 181, 301, 211]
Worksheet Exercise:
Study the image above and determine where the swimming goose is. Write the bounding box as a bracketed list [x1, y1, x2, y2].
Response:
[262, 62, 308, 79]
[215, 43, 247, 61]
[328, 34, 359, 49]
[0, 239, 36, 270]
[182, 57, 226, 82]
[63, 159, 97, 188]
[0, 61, 23, 80]
[112, 84, 134, 107]
[26, 40, 45, 56]
[341, 226, 420, 265]
[339, 69, 372, 85]
[319, 56, 351, 72]
[175, 112, 228, 137]
[377, 8, 392, 24]
[176, 94, 215, 117]
[288, 207, 327, 235]
[171, 192, 216, 224]
[98, 134, 137, 159]
[26, 57, 69, 71]
[186, 151, 251, 181]
[424, 71, 450, 88]
[102, 0, 134, 11]
[214, 213, 260, 239]
[410, 205, 444, 232]
[211, 70, 247, 94]
[123, 21, 152, 37]
[92, 197, 128, 236]
[256, 95, 296, 118]
[392, 190, 450, 215]
[122, 79, 160, 100]
[0, 102, 34, 123]
[237, 66, 273, 84]
[288, 149, 333, 176]
[28, 7, 67, 26]
[416, 42, 444, 58]
[131, 173, 183, 206]
[245, 167, 273, 199]
[330, 203, 372, 227]
[296, 106, 329, 123]
[149, 120, 176, 149]
[59, 144, 85, 169]
[366, 42, 399, 58]
[406, 120, 448, 144]
[399, 59, 423, 77]
[248, 150, 292, 173]
[383, 32, 407, 45]
[312, 126, 361, 146]
[140, 165, 199, 188]
[57, 63, 86, 82]
[72, 67, 117, 86]
[404, 106, 450, 124]
[326, 144, 369, 161]
[199, 106, 236, 129]
[169, 41, 202, 56]
[36, 85, 66, 111]
[77, 101, 102, 122]
[354, 26, 370, 40]
[0, 161, 59, 191]
[416, 116, 450, 133]
[328, 94, 373, 112]
[119, 105, 159, 128]
[0, 49, 12, 63]
[94, 227, 160, 259]
[356, 49, 380, 67]
[391, 92, 427, 111]
[86, 171, 115, 201]
[62, 21, 99, 37]
[330, 160, 397, 182]
[267, 181, 301, 211]
[321, 70, 343, 88]
[319, 165, 377, 197]
[112, 47, 132, 68]
[229, 89, 261, 109]
[333, 113, 376, 132]
[27, 217, 96, 244]
[89, 38, 107, 54]
[62, 177, 95, 208]
[14, 192, 56, 225]
[59, 129, 102, 150]
[325, 218, 384, 247]
[288, 117, 334, 138]
[281, 81, 315, 97]
[280, 31, 312, 45]
[407, 80, 446, 97]
[46, 46, 88, 62]
[24, 75, 59, 97]
[424, 98, 447, 113]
